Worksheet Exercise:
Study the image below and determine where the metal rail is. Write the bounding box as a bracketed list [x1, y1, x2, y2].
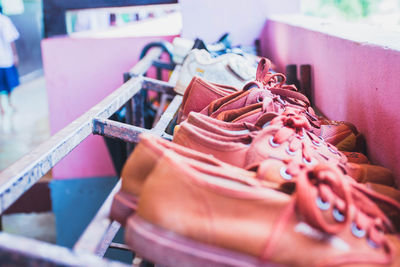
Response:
[0, 232, 129, 267]
[75, 62, 181, 257]
[74, 180, 122, 257]
[0, 45, 179, 265]
[0, 76, 143, 214]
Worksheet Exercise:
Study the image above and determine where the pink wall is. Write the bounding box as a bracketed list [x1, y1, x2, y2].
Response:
[179, 0, 300, 46]
[42, 35, 176, 179]
[260, 19, 400, 183]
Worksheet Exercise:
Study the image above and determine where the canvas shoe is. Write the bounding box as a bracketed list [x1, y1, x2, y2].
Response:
[202, 90, 359, 152]
[113, 133, 400, 231]
[202, 89, 360, 152]
[174, 113, 400, 222]
[173, 110, 395, 187]
[177, 74, 353, 144]
[185, 111, 369, 164]
[176, 58, 361, 151]
[177, 76, 240, 123]
[174, 49, 257, 95]
[126, 154, 398, 267]
[109, 133, 256, 225]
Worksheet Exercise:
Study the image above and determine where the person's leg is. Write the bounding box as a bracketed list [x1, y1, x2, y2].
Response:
[0, 69, 6, 114]
[0, 94, 4, 114]
[7, 92, 15, 111]
[5, 66, 19, 112]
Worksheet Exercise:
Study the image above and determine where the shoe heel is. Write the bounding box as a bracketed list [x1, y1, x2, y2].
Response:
[109, 190, 138, 225]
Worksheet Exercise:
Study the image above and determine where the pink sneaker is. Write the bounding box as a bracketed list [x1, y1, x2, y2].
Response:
[126, 154, 398, 267]
[186, 111, 369, 164]
[109, 133, 255, 225]
[177, 76, 240, 123]
[174, 110, 395, 187]
[175, 109, 346, 167]
[178, 58, 361, 151]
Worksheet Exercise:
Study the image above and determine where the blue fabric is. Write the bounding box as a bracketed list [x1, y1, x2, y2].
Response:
[0, 65, 19, 93]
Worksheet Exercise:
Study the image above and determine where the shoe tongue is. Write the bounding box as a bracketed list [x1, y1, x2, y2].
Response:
[244, 126, 279, 164]
[254, 113, 278, 128]
[244, 88, 268, 106]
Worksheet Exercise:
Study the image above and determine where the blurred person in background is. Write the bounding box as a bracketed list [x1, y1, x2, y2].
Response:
[0, 6, 19, 114]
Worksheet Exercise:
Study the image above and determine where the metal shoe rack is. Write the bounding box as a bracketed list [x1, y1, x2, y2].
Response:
[0, 44, 180, 266]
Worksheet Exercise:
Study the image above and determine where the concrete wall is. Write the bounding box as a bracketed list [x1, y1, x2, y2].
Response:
[179, 0, 300, 46]
[42, 35, 176, 179]
[260, 17, 400, 183]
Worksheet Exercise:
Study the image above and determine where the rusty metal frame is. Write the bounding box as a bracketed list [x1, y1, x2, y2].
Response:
[0, 46, 181, 265]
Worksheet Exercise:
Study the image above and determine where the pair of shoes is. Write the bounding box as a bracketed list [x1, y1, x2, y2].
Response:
[112, 134, 400, 266]
[173, 110, 395, 188]
[174, 49, 257, 95]
[178, 57, 361, 152]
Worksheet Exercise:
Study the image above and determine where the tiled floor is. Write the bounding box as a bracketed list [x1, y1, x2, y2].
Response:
[0, 76, 50, 171]
[0, 77, 56, 244]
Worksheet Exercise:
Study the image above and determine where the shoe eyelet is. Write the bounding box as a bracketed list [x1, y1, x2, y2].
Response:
[298, 129, 306, 140]
[328, 146, 339, 155]
[277, 96, 285, 105]
[303, 157, 313, 165]
[332, 208, 345, 222]
[280, 166, 292, 180]
[312, 140, 322, 147]
[256, 96, 263, 103]
[316, 196, 330, 210]
[367, 238, 379, 249]
[269, 136, 280, 147]
[285, 146, 296, 156]
[351, 222, 366, 238]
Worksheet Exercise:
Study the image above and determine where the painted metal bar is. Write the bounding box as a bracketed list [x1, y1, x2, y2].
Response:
[74, 60, 181, 257]
[74, 181, 122, 256]
[132, 92, 145, 128]
[168, 65, 181, 84]
[78, 67, 181, 258]
[151, 94, 182, 135]
[0, 76, 144, 214]
[123, 73, 135, 153]
[93, 115, 174, 142]
[109, 243, 131, 251]
[129, 48, 164, 128]
[152, 94, 173, 126]
[129, 47, 162, 76]
[141, 76, 175, 94]
[0, 45, 170, 265]
[93, 118, 148, 144]
[0, 232, 129, 267]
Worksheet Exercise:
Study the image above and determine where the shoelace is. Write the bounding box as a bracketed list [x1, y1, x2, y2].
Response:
[245, 58, 322, 128]
[262, 164, 394, 266]
[267, 108, 342, 164]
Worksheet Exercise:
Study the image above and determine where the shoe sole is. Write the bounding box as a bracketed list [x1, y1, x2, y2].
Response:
[126, 215, 281, 267]
[109, 190, 138, 226]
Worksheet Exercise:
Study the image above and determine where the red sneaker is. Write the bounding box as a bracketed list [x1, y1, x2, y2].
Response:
[178, 76, 240, 123]
[126, 154, 398, 267]
[109, 133, 255, 225]
[185, 111, 369, 164]
[174, 110, 395, 187]
[179, 58, 361, 151]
